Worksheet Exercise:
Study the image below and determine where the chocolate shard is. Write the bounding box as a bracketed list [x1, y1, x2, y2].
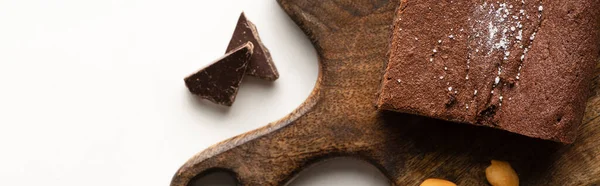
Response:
[185, 42, 254, 106]
[226, 12, 279, 81]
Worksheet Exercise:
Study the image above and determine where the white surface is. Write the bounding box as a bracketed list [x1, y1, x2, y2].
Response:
[0, 0, 388, 185]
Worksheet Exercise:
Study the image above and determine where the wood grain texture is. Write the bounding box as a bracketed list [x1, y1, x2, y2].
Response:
[171, 0, 600, 185]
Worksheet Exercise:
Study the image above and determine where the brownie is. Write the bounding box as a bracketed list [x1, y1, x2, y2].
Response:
[184, 42, 254, 106]
[226, 12, 279, 81]
[377, 0, 600, 143]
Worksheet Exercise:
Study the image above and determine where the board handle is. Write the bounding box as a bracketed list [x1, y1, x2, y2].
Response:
[171, 0, 376, 184]
[171, 75, 328, 186]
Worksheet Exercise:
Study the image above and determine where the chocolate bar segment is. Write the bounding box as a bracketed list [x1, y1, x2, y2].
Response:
[377, 0, 600, 143]
[185, 42, 254, 106]
[226, 12, 279, 81]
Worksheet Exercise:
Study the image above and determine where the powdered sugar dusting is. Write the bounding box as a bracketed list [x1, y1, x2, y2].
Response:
[515, 2, 544, 81]
[421, 1, 544, 108]
[468, 1, 544, 107]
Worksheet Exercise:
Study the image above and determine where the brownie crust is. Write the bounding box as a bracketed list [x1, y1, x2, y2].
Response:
[378, 0, 600, 143]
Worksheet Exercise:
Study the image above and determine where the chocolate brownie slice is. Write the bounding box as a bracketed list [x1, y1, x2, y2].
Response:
[377, 0, 600, 143]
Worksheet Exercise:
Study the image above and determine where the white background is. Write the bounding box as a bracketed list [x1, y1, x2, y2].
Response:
[0, 0, 389, 185]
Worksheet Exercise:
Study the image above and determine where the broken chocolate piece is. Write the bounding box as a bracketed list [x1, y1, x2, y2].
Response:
[226, 12, 279, 81]
[185, 42, 254, 106]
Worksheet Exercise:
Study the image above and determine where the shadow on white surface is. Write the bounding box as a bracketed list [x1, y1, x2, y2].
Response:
[189, 171, 237, 186]
[190, 158, 389, 186]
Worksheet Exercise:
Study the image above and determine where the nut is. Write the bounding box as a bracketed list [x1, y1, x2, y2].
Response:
[486, 160, 519, 186]
[419, 178, 457, 186]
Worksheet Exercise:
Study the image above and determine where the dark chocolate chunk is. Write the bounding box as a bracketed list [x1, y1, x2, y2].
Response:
[226, 12, 279, 81]
[185, 42, 254, 106]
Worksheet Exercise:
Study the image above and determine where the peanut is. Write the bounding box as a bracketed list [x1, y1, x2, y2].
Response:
[419, 178, 457, 186]
[486, 160, 519, 186]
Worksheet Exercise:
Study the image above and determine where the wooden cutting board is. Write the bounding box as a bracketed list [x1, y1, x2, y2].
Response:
[171, 0, 600, 185]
